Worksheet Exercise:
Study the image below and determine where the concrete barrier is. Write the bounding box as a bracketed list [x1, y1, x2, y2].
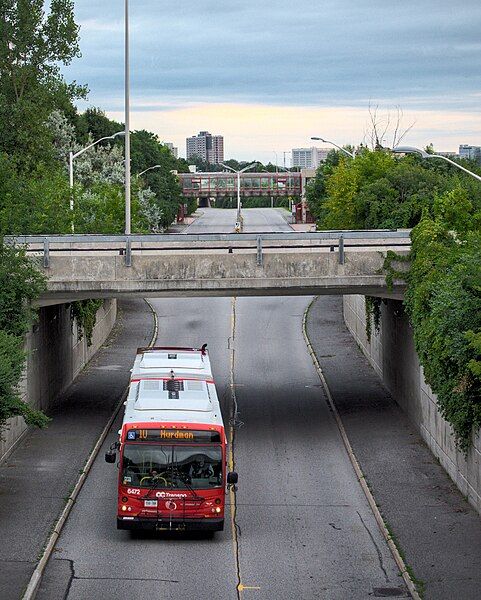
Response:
[343, 294, 481, 515]
[0, 299, 117, 461]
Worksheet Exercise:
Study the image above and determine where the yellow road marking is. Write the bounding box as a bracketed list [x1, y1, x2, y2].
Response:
[238, 584, 261, 591]
[229, 296, 242, 595]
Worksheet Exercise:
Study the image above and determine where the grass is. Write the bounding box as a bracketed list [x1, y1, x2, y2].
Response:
[384, 520, 426, 598]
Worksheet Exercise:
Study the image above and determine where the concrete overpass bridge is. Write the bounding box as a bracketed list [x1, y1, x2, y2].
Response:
[9, 231, 410, 307]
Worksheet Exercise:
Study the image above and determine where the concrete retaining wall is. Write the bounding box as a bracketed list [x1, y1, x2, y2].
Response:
[343, 294, 481, 515]
[0, 299, 117, 460]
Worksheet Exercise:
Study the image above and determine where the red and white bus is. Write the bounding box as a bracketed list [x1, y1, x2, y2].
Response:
[105, 345, 237, 531]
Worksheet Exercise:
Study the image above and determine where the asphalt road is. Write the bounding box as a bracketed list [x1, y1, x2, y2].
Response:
[38, 209, 407, 600]
[183, 207, 293, 233]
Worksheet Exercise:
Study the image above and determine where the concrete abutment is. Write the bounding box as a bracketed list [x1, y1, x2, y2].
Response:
[0, 299, 117, 461]
[343, 294, 481, 515]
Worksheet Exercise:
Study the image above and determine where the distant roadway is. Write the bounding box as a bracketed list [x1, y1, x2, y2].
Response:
[38, 209, 408, 599]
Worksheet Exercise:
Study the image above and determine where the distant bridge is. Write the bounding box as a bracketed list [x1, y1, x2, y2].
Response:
[179, 172, 302, 198]
[9, 231, 410, 306]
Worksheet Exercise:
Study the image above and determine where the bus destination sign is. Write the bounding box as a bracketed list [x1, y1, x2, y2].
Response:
[126, 429, 221, 443]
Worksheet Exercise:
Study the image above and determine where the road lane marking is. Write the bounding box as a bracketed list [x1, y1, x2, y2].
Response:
[228, 296, 246, 598]
[238, 584, 261, 591]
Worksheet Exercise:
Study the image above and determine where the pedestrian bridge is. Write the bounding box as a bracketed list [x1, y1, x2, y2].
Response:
[8, 231, 410, 307]
[179, 172, 302, 198]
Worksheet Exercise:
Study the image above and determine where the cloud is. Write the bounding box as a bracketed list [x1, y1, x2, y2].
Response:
[65, 1, 481, 155]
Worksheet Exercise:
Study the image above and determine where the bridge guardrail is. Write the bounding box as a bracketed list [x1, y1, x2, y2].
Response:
[5, 230, 411, 269]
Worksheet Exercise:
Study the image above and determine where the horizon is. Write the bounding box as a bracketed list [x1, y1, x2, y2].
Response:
[66, 1, 481, 161]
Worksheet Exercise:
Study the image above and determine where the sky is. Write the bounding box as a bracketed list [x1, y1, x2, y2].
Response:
[64, 1, 481, 161]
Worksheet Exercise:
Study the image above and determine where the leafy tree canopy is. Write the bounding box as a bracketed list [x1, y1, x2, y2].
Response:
[0, 0, 84, 170]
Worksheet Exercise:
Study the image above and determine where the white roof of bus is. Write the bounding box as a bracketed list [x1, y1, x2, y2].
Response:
[131, 348, 213, 380]
[122, 347, 223, 429]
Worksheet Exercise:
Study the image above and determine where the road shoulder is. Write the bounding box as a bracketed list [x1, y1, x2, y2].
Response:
[306, 295, 481, 600]
[0, 299, 154, 600]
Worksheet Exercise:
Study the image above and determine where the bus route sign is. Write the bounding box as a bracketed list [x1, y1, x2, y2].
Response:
[126, 429, 221, 443]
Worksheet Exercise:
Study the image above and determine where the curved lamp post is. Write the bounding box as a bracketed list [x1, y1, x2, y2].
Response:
[69, 131, 125, 189]
[68, 131, 124, 232]
[311, 136, 355, 159]
[137, 164, 161, 177]
[220, 162, 258, 221]
[392, 146, 481, 182]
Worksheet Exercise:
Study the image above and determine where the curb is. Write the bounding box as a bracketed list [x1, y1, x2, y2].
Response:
[22, 299, 158, 600]
[143, 298, 159, 347]
[302, 297, 421, 600]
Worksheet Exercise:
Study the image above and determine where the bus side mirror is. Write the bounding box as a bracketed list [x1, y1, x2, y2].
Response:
[227, 471, 238, 485]
[105, 451, 116, 463]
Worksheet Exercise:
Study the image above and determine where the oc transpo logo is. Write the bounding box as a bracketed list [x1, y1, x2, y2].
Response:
[155, 491, 188, 499]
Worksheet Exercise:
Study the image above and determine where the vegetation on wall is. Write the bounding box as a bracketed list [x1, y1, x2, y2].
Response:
[307, 148, 481, 450]
[71, 299, 104, 346]
[0, 243, 48, 431]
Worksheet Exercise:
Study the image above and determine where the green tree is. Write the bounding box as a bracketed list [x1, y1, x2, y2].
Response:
[76, 107, 123, 145]
[0, 0, 84, 170]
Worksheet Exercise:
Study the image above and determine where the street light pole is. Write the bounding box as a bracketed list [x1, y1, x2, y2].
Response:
[137, 165, 161, 177]
[311, 136, 355, 159]
[68, 131, 124, 231]
[392, 146, 481, 182]
[69, 132, 124, 189]
[220, 162, 258, 222]
[124, 0, 131, 235]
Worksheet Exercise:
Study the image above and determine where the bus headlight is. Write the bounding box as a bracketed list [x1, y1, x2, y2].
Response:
[215, 507, 221, 513]
[122, 505, 127, 511]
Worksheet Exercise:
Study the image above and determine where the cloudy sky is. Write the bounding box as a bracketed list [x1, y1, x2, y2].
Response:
[65, 1, 481, 161]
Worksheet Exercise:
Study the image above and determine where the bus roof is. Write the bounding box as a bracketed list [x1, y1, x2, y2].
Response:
[122, 346, 223, 431]
[132, 347, 213, 380]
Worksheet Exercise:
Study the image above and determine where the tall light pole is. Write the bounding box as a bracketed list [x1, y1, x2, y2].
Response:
[124, 0, 131, 235]
[272, 150, 279, 173]
[137, 165, 161, 177]
[68, 131, 124, 231]
[392, 146, 481, 182]
[220, 162, 258, 221]
[311, 136, 355, 159]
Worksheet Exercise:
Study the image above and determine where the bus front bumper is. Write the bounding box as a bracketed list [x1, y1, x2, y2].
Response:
[117, 516, 224, 532]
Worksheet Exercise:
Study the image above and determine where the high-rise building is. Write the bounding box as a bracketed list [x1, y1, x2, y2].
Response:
[186, 131, 224, 164]
[459, 144, 481, 162]
[292, 147, 330, 169]
[164, 142, 178, 159]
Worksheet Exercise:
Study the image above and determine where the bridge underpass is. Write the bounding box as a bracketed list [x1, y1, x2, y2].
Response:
[10, 230, 410, 306]
[7, 209, 480, 600]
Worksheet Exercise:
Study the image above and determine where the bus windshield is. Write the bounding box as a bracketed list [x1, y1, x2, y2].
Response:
[121, 444, 223, 489]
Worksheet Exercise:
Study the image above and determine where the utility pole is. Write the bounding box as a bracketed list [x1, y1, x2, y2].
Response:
[124, 0, 131, 235]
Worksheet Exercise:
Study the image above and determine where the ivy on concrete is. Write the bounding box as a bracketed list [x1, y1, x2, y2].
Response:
[382, 195, 481, 451]
[71, 299, 104, 346]
[403, 218, 481, 452]
[0, 242, 49, 432]
[365, 296, 382, 342]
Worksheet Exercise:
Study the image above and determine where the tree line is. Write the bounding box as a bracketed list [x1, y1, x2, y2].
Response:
[0, 1, 194, 433]
[307, 147, 481, 450]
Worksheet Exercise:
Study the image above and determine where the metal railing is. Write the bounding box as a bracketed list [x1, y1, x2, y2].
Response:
[6, 229, 411, 269]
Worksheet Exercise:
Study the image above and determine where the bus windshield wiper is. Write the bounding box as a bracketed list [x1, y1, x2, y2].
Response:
[172, 465, 203, 502]
[144, 472, 170, 499]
